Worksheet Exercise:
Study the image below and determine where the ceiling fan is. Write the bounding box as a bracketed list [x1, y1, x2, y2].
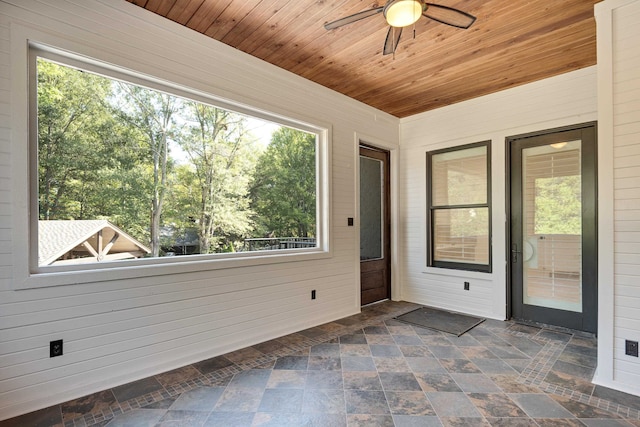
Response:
[324, 0, 476, 55]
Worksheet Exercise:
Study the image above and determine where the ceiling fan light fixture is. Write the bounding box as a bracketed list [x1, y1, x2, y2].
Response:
[550, 142, 568, 149]
[384, 0, 423, 27]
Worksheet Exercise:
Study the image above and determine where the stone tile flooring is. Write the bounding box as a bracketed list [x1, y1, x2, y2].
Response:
[3, 300, 640, 427]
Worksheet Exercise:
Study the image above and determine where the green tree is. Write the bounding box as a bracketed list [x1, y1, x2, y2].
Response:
[535, 175, 582, 234]
[175, 103, 257, 253]
[37, 58, 115, 220]
[113, 83, 181, 256]
[251, 127, 316, 238]
[37, 59, 167, 250]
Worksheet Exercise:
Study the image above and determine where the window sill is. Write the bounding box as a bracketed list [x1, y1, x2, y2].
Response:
[422, 267, 493, 280]
[16, 249, 331, 290]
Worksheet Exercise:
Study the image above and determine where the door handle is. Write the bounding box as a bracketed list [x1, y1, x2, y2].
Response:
[511, 244, 522, 263]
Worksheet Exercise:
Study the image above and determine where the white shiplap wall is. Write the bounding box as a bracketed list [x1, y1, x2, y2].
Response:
[398, 67, 598, 320]
[594, 0, 640, 396]
[612, 0, 640, 393]
[0, 0, 399, 419]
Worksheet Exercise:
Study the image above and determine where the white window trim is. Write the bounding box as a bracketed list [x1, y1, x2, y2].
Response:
[11, 27, 332, 289]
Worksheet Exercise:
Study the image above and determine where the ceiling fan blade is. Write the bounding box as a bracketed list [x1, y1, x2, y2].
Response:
[423, 3, 476, 29]
[383, 26, 403, 56]
[324, 7, 384, 30]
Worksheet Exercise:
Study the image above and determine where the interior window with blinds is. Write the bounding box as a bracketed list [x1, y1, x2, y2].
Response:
[427, 142, 491, 272]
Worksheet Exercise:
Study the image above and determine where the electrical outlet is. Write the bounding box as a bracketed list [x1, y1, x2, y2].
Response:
[347, 217, 354, 226]
[464, 281, 470, 291]
[311, 290, 316, 300]
[625, 340, 638, 357]
[50, 339, 63, 358]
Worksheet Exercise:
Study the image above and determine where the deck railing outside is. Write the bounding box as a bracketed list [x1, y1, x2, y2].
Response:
[244, 237, 316, 251]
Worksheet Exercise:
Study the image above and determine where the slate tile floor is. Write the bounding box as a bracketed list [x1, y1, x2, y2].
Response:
[4, 300, 640, 427]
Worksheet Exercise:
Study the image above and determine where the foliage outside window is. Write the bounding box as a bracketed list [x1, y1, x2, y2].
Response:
[427, 142, 491, 272]
[33, 51, 322, 271]
[530, 146, 582, 235]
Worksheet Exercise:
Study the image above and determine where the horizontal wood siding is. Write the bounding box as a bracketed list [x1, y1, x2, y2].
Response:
[399, 67, 597, 320]
[0, 13, 9, 291]
[612, 0, 640, 393]
[0, 0, 399, 419]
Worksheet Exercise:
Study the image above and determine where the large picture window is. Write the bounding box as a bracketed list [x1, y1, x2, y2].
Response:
[427, 142, 491, 272]
[30, 47, 326, 274]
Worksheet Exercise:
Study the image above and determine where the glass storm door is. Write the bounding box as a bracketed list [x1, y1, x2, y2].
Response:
[360, 145, 391, 306]
[509, 124, 597, 333]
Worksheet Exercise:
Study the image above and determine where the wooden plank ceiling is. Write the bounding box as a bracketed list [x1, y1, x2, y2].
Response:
[126, 0, 599, 118]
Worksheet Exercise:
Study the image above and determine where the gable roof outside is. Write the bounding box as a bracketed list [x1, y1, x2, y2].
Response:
[38, 220, 151, 266]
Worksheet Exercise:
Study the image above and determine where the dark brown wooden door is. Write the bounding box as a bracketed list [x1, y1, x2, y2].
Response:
[360, 145, 391, 306]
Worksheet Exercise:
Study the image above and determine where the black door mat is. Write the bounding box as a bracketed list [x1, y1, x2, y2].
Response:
[395, 306, 485, 336]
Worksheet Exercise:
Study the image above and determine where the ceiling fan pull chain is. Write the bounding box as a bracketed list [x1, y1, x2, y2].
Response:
[413, 2, 417, 39]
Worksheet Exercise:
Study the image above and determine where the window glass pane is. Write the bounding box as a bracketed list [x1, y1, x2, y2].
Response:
[432, 146, 487, 206]
[360, 156, 383, 260]
[433, 208, 489, 264]
[528, 146, 581, 235]
[36, 57, 318, 267]
[522, 141, 582, 312]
